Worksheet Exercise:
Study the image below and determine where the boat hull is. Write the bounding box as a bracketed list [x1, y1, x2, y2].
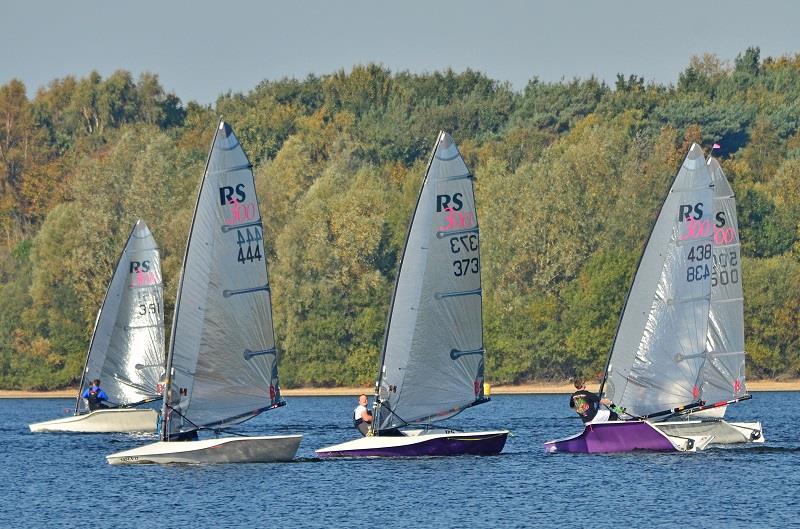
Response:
[543, 420, 711, 454]
[29, 408, 159, 433]
[315, 429, 508, 458]
[654, 419, 764, 445]
[106, 434, 302, 465]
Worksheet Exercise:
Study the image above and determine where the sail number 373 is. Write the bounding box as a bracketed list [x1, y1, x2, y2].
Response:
[450, 235, 479, 277]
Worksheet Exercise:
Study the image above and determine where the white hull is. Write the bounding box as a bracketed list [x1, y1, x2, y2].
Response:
[315, 429, 509, 457]
[106, 434, 302, 465]
[654, 419, 764, 445]
[687, 406, 726, 419]
[29, 408, 159, 433]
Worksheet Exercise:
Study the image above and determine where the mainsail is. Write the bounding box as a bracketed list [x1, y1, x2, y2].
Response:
[76, 219, 165, 412]
[601, 144, 714, 418]
[699, 157, 747, 403]
[162, 120, 283, 440]
[374, 131, 486, 432]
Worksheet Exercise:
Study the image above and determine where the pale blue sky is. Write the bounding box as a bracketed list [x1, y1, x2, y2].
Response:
[2, 0, 799, 104]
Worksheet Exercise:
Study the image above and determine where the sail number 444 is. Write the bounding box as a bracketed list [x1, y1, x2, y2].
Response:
[236, 227, 263, 264]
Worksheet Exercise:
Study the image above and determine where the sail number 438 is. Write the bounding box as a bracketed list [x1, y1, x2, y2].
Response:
[686, 243, 710, 282]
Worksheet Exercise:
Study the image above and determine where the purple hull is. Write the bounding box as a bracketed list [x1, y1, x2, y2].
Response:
[544, 421, 679, 454]
[318, 431, 508, 458]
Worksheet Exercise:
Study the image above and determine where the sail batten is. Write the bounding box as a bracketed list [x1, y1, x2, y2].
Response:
[77, 220, 165, 412]
[602, 144, 714, 417]
[162, 121, 282, 439]
[375, 132, 486, 432]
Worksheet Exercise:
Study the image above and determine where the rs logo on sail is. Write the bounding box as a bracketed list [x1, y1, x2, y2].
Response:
[219, 184, 246, 205]
[130, 260, 151, 273]
[130, 260, 158, 286]
[437, 193, 463, 212]
[678, 203, 704, 221]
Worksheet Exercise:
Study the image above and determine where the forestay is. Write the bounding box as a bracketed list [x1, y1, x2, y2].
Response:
[77, 219, 165, 411]
[162, 121, 282, 439]
[699, 157, 746, 404]
[375, 131, 486, 431]
[601, 144, 714, 417]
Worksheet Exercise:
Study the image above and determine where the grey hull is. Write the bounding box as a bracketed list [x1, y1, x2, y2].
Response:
[654, 419, 763, 444]
[107, 434, 302, 465]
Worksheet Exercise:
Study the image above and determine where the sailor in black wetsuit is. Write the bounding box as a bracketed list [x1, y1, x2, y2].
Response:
[569, 378, 618, 423]
[353, 394, 373, 436]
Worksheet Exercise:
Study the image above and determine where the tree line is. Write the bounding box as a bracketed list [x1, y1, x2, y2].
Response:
[1, 47, 798, 389]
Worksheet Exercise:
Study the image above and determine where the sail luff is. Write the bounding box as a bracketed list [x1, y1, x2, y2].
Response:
[160, 119, 221, 441]
[73, 222, 139, 414]
[598, 166, 681, 398]
[371, 133, 441, 433]
[74, 308, 102, 415]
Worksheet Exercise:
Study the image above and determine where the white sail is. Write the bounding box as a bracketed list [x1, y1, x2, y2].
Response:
[700, 157, 747, 403]
[162, 120, 282, 439]
[602, 144, 714, 417]
[375, 132, 486, 431]
[78, 219, 165, 410]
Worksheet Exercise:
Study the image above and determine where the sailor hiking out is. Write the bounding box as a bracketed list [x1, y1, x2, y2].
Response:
[353, 394, 373, 436]
[569, 378, 619, 423]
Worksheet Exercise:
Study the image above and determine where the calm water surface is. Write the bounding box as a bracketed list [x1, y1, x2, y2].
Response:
[3, 393, 798, 528]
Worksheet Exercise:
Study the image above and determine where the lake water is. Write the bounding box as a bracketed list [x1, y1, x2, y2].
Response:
[3, 393, 798, 528]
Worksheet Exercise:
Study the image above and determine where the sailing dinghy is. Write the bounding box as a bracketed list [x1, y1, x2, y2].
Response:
[653, 157, 763, 444]
[316, 132, 508, 458]
[107, 121, 301, 464]
[30, 220, 164, 433]
[545, 144, 716, 454]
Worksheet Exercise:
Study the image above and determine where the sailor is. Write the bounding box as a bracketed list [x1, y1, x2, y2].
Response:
[353, 394, 373, 436]
[82, 379, 109, 411]
[569, 378, 618, 423]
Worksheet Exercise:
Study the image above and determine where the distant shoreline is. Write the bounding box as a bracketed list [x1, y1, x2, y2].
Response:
[1, 379, 798, 398]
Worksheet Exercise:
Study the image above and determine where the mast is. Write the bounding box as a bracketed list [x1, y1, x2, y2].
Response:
[369, 132, 441, 436]
[74, 309, 101, 415]
[160, 118, 222, 441]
